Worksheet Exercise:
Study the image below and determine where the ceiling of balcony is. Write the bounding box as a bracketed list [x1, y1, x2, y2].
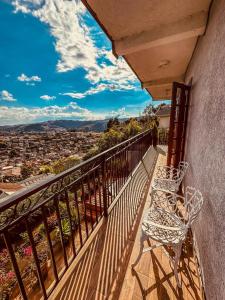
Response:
[82, 0, 211, 100]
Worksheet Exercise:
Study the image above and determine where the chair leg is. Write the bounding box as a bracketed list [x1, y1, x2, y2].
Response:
[149, 190, 153, 207]
[173, 242, 182, 288]
[132, 232, 146, 269]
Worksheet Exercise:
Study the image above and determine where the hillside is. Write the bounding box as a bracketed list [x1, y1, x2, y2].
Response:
[0, 119, 110, 133]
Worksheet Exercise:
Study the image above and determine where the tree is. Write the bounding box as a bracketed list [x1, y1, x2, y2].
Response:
[98, 128, 124, 152]
[21, 165, 32, 179]
[123, 118, 142, 139]
[83, 146, 99, 161]
[141, 103, 161, 131]
[105, 118, 120, 132]
[51, 155, 81, 174]
[143, 104, 157, 116]
[40, 165, 52, 174]
[84, 102, 164, 161]
[40, 155, 81, 175]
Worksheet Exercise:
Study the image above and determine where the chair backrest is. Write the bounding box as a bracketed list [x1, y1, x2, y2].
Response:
[178, 161, 189, 175]
[184, 186, 204, 226]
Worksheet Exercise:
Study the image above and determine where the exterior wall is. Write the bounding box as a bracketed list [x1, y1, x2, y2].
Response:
[185, 0, 225, 299]
[158, 116, 170, 129]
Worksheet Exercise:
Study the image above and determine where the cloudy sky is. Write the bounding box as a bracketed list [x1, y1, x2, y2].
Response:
[0, 0, 165, 126]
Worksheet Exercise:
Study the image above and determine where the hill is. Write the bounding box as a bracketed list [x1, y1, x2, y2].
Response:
[0, 119, 110, 133]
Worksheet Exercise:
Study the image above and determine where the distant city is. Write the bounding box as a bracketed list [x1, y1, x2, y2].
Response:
[0, 122, 102, 199]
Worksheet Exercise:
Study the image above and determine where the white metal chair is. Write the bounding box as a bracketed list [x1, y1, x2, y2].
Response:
[152, 161, 189, 192]
[132, 187, 203, 287]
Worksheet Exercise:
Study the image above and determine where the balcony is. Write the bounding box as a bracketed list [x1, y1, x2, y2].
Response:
[0, 131, 202, 300]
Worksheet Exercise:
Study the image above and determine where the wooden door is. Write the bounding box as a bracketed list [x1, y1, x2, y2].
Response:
[167, 82, 191, 167]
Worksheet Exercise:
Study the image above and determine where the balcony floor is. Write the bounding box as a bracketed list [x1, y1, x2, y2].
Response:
[50, 148, 203, 300]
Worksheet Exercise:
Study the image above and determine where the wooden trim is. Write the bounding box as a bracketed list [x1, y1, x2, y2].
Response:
[81, 0, 113, 41]
[167, 82, 191, 167]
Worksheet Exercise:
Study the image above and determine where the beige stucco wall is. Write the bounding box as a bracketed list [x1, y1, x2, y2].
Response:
[158, 116, 170, 129]
[185, 0, 225, 298]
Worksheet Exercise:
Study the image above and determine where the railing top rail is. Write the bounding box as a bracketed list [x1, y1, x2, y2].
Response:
[0, 129, 152, 211]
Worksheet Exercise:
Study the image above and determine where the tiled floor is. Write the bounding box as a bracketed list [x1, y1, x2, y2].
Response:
[119, 149, 203, 300]
[51, 147, 203, 300]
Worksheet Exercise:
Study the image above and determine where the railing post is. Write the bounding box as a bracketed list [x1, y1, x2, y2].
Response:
[102, 154, 108, 217]
[148, 131, 152, 147]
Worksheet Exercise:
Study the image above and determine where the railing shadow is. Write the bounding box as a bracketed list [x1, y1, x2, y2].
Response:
[55, 147, 158, 300]
[130, 234, 202, 300]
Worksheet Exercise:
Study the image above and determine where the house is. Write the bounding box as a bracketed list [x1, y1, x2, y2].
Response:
[0, 182, 23, 200]
[155, 105, 171, 128]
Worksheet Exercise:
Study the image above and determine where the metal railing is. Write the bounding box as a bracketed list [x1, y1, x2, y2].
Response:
[0, 129, 153, 300]
[158, 129, 169, 145]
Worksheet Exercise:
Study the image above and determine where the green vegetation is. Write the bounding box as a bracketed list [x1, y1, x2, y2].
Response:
[84, 104, 160, 159]
[21, 165, 33, 179]
[40, 155, 81, 175]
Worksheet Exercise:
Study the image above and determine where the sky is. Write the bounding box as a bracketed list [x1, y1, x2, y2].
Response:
[0, 0, 167, 126]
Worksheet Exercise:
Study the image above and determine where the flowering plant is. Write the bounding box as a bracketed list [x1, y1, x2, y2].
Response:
[47, 213, 58, 229]
[0, 249, 10, 269]
[0, 270, 16, 298]
[0, 271, 15, 284]
[23, 245, 33, 256]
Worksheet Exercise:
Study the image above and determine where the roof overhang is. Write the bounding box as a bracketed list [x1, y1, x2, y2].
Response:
[82, 0, 211, 100]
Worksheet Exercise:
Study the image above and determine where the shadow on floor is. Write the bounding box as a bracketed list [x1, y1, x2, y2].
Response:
[56, 155, 155, 300]
[129, 233, 202, 300]
[155, 146, 167, 156]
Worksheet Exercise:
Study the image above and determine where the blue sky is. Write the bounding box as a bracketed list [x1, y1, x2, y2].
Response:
[0, 0, 167, 125]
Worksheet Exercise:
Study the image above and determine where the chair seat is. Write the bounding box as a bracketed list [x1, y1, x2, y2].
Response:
[152, 179, 178, 192]
[142, 208, 187, 244]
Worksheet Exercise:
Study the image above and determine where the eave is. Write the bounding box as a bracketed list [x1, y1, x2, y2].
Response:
[82, 0, 211, 100]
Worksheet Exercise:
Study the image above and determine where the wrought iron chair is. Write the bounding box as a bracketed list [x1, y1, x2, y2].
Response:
[152, 161, 189, 192]
[132, 187, 204, 287]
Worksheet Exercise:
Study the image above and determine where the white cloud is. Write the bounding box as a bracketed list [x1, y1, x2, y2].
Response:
[40, 95, 56, 101]
[106, 107, 137, 119]
[13, 0, 34, 14]
[17, 73, 42, 84]
[12, 0, 138, 90]
[61, 92, 85, 100]
[13, 1, 96, 73]
[0, 103, 137, 126]
[0, 90, 16, 102]
[0, 102, 103, 125]
[61, 82, 135, 99]
[85, 54, 137, 86]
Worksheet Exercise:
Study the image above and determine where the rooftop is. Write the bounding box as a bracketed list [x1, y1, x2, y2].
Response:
[0, 182, 23, 192]
[156, 105, 171, 117]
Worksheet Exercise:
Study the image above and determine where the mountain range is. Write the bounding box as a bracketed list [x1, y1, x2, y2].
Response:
[0, 119, 111, 132]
